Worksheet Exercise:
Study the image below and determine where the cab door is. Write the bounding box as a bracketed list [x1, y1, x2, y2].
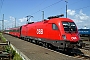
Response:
[47, 23, 60, 40]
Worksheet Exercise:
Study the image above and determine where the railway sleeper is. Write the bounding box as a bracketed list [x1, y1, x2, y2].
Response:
[76, 53, 90, 59]
[78, 40, 85, 48]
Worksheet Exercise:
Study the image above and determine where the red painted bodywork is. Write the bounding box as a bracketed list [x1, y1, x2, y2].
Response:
[21, 18, 80, 42]
[9, 27, 20, 38]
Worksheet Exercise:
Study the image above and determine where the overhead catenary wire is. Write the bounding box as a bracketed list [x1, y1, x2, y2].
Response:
[0, 0, 3, 9]
[26, 0, 47, 22]
[26, 0, 47, 14]
[75, 5, 90, 11]
[62, 5, 90, 17]
[31, 0, 47, 11]
[30, 0, 86, 20]
[0, 0, 4, 30]
[26, 0, 90, 21]
[67, 0, 90, 11]
[55, 0, 90, 17]
[31, 0, 63, 15]
[0, 0, 4, 14]
[25, 0, 63, 22]
[68, 0, 84, 6]
[31, 0, 85, 16]
[59, 0, 85, 13]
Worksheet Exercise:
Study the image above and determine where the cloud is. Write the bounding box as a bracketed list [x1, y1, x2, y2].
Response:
[4, 19, 11, 29]
[67, 9, 90, 28]
[4, 16, 27, 29]
[79, 10, 89, 20]
[67, 9, 76, 16]
[75, 10, 89, 21]
[4, 20, 8, 22]
[9, 16, 15, 21]
[19, 17, 27, 22]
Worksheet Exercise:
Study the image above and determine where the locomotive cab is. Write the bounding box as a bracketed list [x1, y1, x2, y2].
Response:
[46, 15, 80, 49]
[62, 21, 78, 42]
[60, 21, 80, 48]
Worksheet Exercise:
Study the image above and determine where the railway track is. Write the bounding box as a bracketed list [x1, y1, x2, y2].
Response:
[80, 37, 90, 50]
[74, 53, 90, 60]
[72, 49, 90, 60]
[25, 38, 90, 60]
[83, 43, 90, 50]
[24, 38, 90, 60]
[3, 34, 90, 60]
[53, 48, 90, 60]
[3, 34, 80, 60]
[25, 40, 90, 60]
[79, 49, 90, 59]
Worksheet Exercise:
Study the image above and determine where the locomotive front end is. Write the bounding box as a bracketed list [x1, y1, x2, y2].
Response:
[60, 21, 80, 48]
[47, 17, 80, 50]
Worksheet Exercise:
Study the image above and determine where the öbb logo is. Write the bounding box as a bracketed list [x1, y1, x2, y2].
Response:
[37, 29, 43, 34]
[71, 37, 77, 40]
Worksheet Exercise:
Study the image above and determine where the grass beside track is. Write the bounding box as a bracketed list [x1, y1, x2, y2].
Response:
[0, 33, 23, 60]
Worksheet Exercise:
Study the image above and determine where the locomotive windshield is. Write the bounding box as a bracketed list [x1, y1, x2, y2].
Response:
[62, 22, 77, 32]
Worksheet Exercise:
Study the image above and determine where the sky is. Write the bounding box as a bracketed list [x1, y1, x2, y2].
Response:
[0, 0, 90, 30]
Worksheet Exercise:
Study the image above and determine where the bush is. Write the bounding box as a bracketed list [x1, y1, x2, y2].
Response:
[0, 33, 23, 60]
[0, 33, 6, 42]
[13, 53, 23, 60]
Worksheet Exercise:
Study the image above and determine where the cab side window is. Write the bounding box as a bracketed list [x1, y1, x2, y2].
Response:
[52, 24, 58, 30]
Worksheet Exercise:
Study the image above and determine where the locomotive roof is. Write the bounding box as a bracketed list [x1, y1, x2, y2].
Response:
[47, 14, 64, 19]
[21, 17, 74, 27]
[48, 17, 73, 22]
[29, 18, 73, 24]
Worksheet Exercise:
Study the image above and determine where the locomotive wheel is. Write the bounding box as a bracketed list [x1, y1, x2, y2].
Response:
[27, 38, 30, 42]
[24, 37, 26, 41]
[47, 44, 52, 48]
[29, 39, 32, 43]
[42, 42, 52, 48]
[25, 38, 27, 41]
[35, 40, 39, 44]
[22, 37, 24, 40]
[42, 42, 47, 48]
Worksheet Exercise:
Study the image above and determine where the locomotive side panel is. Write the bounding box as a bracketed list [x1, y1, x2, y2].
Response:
[47, 23, 60, 40]
[27, 24, 36, 38]
[21, 25, 27, 38]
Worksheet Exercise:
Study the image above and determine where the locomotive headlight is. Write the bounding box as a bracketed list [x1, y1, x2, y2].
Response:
[62, 35, 66, 40]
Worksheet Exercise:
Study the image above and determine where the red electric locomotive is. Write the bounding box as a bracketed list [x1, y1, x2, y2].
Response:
[20, 14, 81, 50]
